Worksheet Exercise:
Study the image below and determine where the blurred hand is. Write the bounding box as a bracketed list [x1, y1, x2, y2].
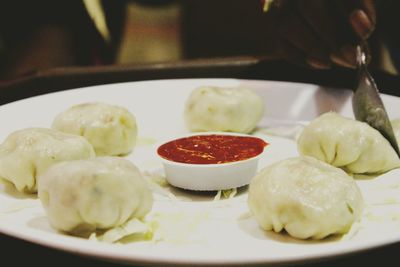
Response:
[263, 0, 376, 69]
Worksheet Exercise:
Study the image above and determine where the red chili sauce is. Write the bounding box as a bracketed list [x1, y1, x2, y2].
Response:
[157, 134, 268, 164]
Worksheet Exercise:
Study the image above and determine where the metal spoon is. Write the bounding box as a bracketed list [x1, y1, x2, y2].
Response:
[352, 41, 400, 157]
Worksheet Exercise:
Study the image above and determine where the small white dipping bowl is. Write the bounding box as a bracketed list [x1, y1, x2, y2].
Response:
[156, 132, 267, 191]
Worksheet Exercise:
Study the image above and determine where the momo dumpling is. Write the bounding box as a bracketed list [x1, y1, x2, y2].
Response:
[184, 86, 264, 133]
[52, 102, 137, 156]
[0, 128, 95, 193]
[392, 119, 400, 143]
[248, 156, 363, 240]
[38, 157, 153, 235]
[298, 112, 400, 174]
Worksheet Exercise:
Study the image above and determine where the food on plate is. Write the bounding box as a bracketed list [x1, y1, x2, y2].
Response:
[157, 134, 268, 164]
[38, 157, 153, 236]
[248, 156, 363, 240]
[157, 133, 268, 191]
[297, 112, 400, 174]
[52, 102, 137, 156]
[184, 86, 264, 133]
[0, 128, 95, 193]
[392, 119, 400, 143]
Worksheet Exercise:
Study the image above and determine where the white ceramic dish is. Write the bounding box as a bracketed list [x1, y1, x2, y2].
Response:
[0, 78, 400, 266]
[157, 132, 266, 191]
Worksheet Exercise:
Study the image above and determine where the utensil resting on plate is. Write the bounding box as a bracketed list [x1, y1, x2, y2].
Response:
[352, 42, 400, 158]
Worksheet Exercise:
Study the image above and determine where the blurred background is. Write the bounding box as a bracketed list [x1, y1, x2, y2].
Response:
[0, 0, 276, 80]
[1, 0, 398, 82]
[117, 0, 274, 63]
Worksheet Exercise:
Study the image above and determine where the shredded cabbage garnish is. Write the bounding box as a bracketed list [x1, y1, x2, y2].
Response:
[0, 200, 38, 214]
[142, 171, 177, 200]
[257, 125, 304, 141]
[88, 210, 211, 244]
[149, 211, 209, 244]
[214, 188, 237, 201]
[89, 218, 153, 243]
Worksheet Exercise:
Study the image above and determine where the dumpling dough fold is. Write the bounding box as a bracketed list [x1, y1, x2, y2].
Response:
[38, 157, 153, 235]
[298, 112, 400, 174]
[392, 119, 400, 143]
[52, 102, 137, 156]
[248, 156, 363, 239]
[184, 86, 264, 133]
[0, 128, 95, 193]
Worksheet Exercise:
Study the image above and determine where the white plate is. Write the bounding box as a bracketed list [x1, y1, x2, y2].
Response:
[1, 78, 400, 266]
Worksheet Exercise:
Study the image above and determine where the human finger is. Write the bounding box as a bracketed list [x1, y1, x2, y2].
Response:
[275, 5, 331, 68]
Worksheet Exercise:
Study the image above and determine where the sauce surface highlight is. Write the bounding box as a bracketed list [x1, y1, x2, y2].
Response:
[157, 134, 268, 164]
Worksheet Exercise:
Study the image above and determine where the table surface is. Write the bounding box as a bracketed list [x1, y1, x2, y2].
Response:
[1, 56, 400, 104]
[1, 57, 400, 267]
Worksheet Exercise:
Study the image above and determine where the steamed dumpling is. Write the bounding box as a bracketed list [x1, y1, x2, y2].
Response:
[0, 128, 95, 193]
[248, 156, 363, 240]
[298, 112, 400, 174]
[392, 119, 400, 143]
[52, 102, 137, 156]
[38, 157, 153, 235]
[184, 86, 264, 133]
